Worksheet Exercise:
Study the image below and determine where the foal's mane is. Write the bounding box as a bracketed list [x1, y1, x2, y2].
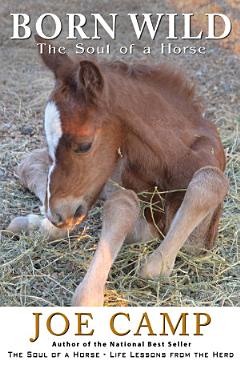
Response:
[105, 60, 203, 115]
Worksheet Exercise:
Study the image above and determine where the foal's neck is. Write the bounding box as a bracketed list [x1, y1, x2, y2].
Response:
[108, 73, 182, 164]
[107, 70, 202, 190]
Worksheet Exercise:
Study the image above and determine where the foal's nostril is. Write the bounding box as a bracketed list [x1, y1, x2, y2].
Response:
[56, 213, 63, 223]
[53, 212, 63, 225]
[74, 205, 84, 218]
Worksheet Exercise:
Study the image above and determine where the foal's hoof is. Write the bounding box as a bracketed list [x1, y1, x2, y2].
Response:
[7, 214, 41, 235]
[72, 284, 104, 307]
[139, 252, 175, 279]
[40, 218, 67, 241]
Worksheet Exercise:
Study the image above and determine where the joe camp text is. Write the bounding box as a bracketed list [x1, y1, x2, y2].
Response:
[30, 311, 211, 342]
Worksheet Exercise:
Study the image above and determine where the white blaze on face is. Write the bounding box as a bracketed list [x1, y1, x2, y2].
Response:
[45, 101, 62, 160]
[44, 101, 63, 213]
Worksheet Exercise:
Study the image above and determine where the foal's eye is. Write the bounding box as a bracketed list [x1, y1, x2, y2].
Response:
[73, 142, 92, 154]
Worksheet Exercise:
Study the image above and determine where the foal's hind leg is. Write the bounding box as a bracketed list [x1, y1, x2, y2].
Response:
[16, 148, 49, 204]
[140, 166, 229, 279]
[8, 148, 67, 240]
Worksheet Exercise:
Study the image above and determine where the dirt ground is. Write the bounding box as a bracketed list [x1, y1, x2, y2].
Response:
[0, 0, 239, 306]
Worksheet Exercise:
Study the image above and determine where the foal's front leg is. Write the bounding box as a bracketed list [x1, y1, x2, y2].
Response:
[72, 189, 140, 306]
[140, 166, 229, 279]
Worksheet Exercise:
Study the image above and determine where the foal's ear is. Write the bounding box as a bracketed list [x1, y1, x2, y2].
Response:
[78, 60, 104, 97]
[34, 35, 72, 77]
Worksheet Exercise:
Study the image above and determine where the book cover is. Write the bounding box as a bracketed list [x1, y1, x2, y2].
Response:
[0, 0, 239, 366]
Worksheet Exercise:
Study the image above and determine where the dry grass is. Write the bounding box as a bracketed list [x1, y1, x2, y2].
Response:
[0, 0, 239, 306]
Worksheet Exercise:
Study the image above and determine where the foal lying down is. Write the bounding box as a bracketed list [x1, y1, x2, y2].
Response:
[8, 36, 229, 306]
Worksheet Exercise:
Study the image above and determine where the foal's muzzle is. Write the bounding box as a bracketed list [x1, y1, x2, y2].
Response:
[46, 203, 88, 229]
